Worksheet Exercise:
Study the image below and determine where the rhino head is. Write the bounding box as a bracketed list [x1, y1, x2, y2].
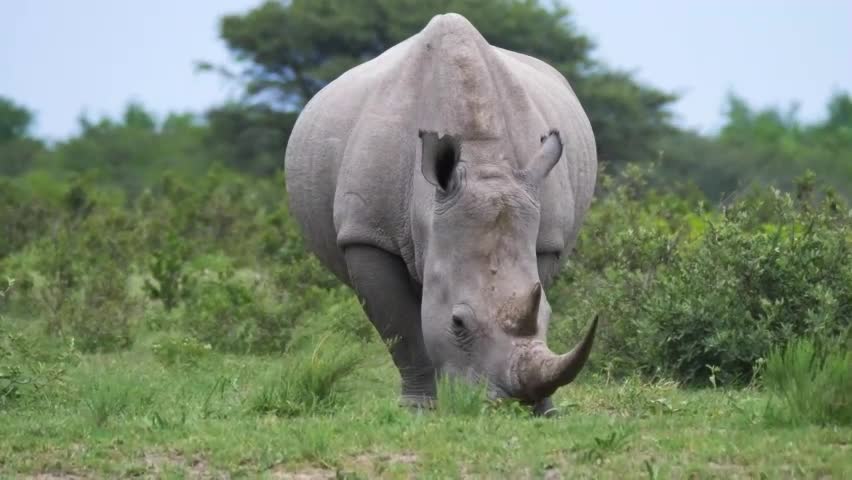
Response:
[418, 129, 598, 406]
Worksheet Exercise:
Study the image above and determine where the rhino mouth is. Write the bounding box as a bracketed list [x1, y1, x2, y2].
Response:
[438, 312, 599, 405]
[508, 316, 599, 401]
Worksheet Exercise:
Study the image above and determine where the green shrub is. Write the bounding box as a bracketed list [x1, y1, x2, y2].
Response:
[763, 338, 851, 426]
[4, 156, 849, 393]
[273, 251, 340, 293]
[60, 267, 136, 353]
[639, 198, 849, 384]
[151, 335, 212, 367]
[551, 168, 851, 385]
[30, 225, 137, 353]
[284, 285, 375, 350]
[249, 334, 362, 416]
[143, 231, 193, 311]
[0, 175, 59, 260]
[136, 167, 295, 262]
[0, 331, 79, 407]
[179, 260, 290, 354]
[0, 277, 12, 321]
[7, 185, 143, 353]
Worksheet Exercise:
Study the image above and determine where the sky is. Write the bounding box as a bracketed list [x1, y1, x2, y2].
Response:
[1, 1, 850, 141]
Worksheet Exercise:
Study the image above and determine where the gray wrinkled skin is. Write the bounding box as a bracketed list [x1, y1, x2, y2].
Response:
[285, 13, 598, 412]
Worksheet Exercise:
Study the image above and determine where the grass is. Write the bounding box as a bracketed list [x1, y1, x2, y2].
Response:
[249, 333, 365, 417]
[1, 340, 850, 479]
[435, 375, 491, 417]
[763, 337, 852, 426]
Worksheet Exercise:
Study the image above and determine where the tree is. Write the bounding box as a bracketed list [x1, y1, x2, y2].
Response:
[204, 103, 298, 176]
[657, 92, 852, 201]
[0, 97, 34, 142]
[0, 97, 43, 176]
[211, 0, 676, 172]
[824, 92, 852, 131]
[30, 104, 214, 195]
[575, 69, 676, 167]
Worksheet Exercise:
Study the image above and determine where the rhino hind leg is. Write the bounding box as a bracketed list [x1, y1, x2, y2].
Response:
[344, 245, 436, 408]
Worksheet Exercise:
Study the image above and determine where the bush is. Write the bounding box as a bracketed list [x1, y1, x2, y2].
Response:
[550, 168, 851, 385]
[638, 193, 850, 384]
[0, 278, 13, 321]
[135, 167, 295, 262]
[143, 231, 193, 311]
[0, 167, 349, 357]
[179, 259, 291, 354]
[59, 264, 136, 353]
[29, 216, 138, 353]
[283, 284, 375, 350]
[764, 338, 851, 426]
[0, 175, 59, 260]
[4, 154, 849, 393]
[151, 335, 212, 368]
[0, 179, 139, 353]
[0, 331, 79, 407]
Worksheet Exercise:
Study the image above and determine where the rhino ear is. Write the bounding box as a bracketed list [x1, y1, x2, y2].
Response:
[525, 129, 563, 184]
[419, 130, 461, 191]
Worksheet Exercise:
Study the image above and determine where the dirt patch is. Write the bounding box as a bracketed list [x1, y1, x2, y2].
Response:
[351, 451, 419, 476]
[352, 452, 418, 467]
[542, 466, 563, 480]
[268, 466, 337, 480]
[24, 474, 87, 480]
[143, 450, 220, 479]
[269, 452, 419, 479]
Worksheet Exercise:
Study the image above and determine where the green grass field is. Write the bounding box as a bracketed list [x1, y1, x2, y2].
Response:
[2, 337, 849, 479]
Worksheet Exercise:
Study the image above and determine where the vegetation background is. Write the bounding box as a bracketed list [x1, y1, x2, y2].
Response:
[1, 1, 849, 477]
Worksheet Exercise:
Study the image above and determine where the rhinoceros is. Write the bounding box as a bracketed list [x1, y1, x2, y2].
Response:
[284, 13, 598, 415]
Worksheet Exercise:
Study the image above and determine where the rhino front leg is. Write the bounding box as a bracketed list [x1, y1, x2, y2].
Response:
[344, 245, 436, 408]
[532, 397, 559, 417]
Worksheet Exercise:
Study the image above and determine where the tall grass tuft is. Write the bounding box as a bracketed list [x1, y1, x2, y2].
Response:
[763, 338, 851, 426]
[250, 334, 362, 417]
[435, 375, 488, 416]
[83, 378, 155, 427]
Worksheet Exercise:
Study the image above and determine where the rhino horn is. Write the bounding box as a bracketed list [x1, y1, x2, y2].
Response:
[517, 315, 598, 399]
[516, 282, 542, 336]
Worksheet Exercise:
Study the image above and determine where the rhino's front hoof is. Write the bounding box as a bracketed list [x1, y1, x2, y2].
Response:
[400, 395, 436, 411]
[533, 397, 559, 417]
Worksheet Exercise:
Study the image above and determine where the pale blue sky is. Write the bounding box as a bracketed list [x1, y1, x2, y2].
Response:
[1, 1, 850, 140]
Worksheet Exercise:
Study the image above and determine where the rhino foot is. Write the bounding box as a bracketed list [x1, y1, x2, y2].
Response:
[532, 397, 559, 417]
[399, 394, 436, 411]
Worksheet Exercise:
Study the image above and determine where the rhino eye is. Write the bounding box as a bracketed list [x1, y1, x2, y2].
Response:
[450, 304, 475, 341]
[451, 314, 474, 350]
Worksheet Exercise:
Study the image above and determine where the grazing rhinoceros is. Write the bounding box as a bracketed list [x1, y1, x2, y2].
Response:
[284, 13, 598, 415]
